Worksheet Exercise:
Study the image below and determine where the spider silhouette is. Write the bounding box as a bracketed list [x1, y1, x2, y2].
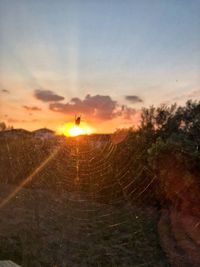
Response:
[75, 115, 81, 126]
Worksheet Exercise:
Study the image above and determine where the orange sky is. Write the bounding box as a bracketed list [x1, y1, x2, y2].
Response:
[0, 74, 199, 133]
[0, 96, 141, 134]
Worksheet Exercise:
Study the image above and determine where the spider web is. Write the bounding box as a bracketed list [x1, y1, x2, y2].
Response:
[0, 134, 168, 266]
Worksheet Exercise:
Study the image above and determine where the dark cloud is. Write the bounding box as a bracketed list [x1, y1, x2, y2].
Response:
[22, 105, 42, 111]
[1, 89, 9, 93]
[125, 95, 143, 103]
[50, 94, 116, 120]
[34, 89, 64, 102]
[50, 94, 136, 121]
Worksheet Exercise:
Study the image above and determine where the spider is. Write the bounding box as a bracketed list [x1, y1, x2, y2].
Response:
[75, 115, 81, 126]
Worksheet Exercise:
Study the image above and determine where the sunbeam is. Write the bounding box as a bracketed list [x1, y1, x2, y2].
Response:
[0, 146, 61, 209]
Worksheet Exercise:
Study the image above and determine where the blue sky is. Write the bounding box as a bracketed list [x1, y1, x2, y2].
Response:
[0, 0, 200, 131]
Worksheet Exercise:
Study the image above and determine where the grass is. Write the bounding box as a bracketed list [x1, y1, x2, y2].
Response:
[0, 136, 169, 266]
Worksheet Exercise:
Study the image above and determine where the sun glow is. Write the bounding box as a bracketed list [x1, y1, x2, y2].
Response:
[58, 122, 93, 137]
[69, 126, 84, 136]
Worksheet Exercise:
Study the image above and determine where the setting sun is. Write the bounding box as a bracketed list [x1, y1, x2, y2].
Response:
[58, 122, 93, 137]
[69, 126, 84, 137]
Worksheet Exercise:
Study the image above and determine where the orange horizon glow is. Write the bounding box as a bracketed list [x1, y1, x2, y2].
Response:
[57, 122, 94, 137]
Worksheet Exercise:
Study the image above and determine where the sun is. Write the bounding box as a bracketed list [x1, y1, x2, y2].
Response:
[69, 126, 84, 137]
[57, 122, 93, 137]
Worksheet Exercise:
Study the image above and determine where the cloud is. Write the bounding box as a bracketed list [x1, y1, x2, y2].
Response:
[22, 105, 42, 111]
[49, 94, 136, 121]
[34, 89, 64, 102]
[1, 89, 9, 93]
[125, 95, 143, 103]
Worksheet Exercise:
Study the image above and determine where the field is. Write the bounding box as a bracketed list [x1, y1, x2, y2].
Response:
[0, 135, 169, 267]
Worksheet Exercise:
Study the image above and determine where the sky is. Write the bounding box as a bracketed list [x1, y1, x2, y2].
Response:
[0, 0, 200, 133]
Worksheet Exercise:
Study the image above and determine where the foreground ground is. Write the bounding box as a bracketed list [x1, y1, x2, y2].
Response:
[0, 184, 168, 267]
[1, 134, 199, 266]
